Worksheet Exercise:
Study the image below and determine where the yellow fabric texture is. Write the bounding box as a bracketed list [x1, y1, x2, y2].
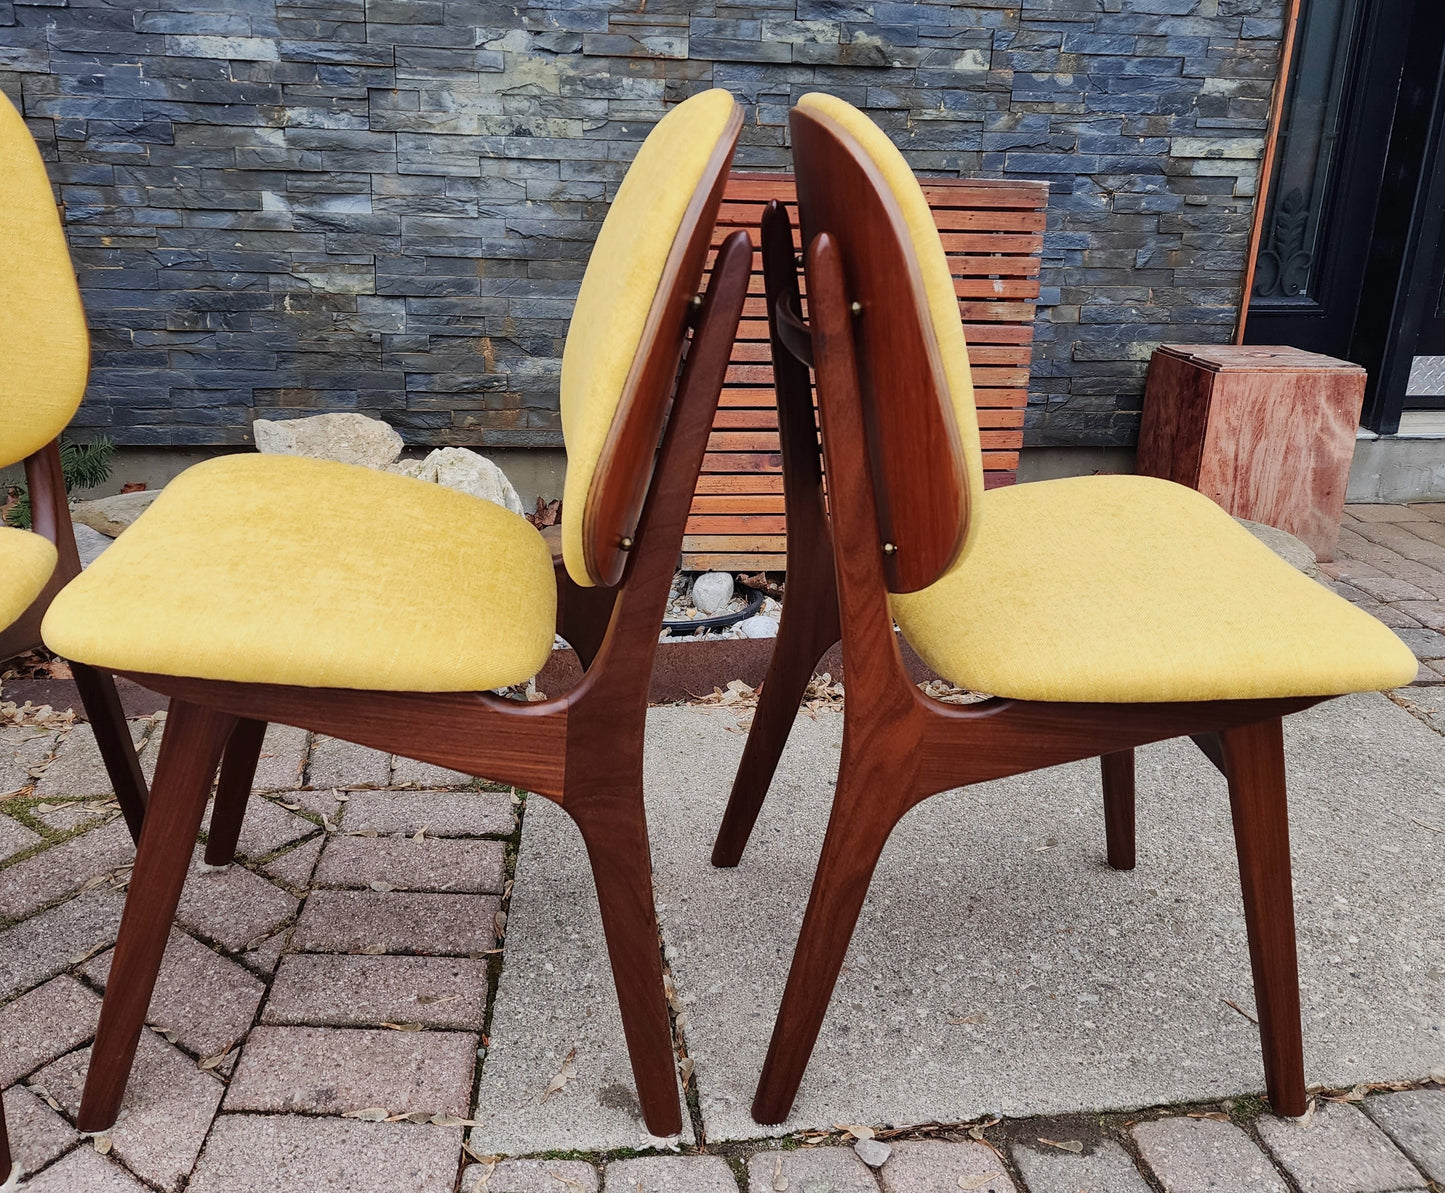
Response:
[43, 455, 557, 692]
[795, 92, 986, 567]
[0, 527, 56, 631]
[892, 475, 1418, 703]
[560, 87, 737, 587]
[0, 91, 90, 472]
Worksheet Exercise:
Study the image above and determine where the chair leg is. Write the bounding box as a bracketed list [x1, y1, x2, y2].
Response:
[71, 663, 148, 845]
[1220, 717, 1306, 1117]
[569, 788, 682, 1138]
[204, 718, 266, 866]
[0, 1088, 11, 1185]
[77, 699, 236, 1133]
[752, 762, 894, 1125]
[1100, 749, 1136, 871]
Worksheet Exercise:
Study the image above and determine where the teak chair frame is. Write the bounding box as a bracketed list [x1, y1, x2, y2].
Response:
[0, 441, 148, 842]
[712, 109, 1321, 1127]
[75, 164, 753, 1138]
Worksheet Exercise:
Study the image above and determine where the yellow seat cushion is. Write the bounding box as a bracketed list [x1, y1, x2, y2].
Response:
[42, 455, 556, 692]
[795, 92, 986, 566]
[892, 475, 1418, 703]
[0, 91, 90, 471]
[560, 87, 738, 587]
[0, 527, 56, 631]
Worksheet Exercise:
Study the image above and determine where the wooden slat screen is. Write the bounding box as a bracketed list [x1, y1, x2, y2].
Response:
[683, 172, 1048, 573]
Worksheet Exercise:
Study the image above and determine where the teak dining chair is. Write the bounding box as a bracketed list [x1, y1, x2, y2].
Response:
[41, 88, 748, 1139]
[712, 93, 1419, 1126]
[0, 93, 148, 840]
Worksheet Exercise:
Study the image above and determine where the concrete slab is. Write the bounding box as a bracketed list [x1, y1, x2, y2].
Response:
[0, 890, 123, 1000]
[0, 974, 99, 1085]
[1010, 1140, 1152, 1193]
[2, 1084, 78, 1177]
[642, 695, 1445, 1140]
[1131, 1116, 1288, 1193]
[1256, 1102, 1427, 1193]
[471, 795, 692, 1154]
[1363, 1089, 1445, 1181]
[262, 954, 489, 1029]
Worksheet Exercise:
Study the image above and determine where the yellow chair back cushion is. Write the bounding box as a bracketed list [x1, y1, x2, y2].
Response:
[559, 87, 738, 586]
[795, 92, 986, 568]
[0, 92, 89, 471]
[0, 526, 57, 632]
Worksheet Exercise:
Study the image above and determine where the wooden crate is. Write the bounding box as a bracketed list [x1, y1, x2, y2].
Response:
[682, 172, 1049, 573]
[1138, 344, 1366, 562]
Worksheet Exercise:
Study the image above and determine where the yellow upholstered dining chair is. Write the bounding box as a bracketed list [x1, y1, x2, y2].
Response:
[43, 87, 748, 1138]
[711, 93, 1418, 1125]
[0, 92, 148, 837]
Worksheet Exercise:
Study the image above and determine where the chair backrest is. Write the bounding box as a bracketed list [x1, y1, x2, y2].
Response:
[0, 92, 90, 472]
[790, 93, 986, 593]
[560, 89, 743, 588]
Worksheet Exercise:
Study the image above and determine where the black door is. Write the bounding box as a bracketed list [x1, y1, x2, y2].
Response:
[1244, 0, 1445, 433]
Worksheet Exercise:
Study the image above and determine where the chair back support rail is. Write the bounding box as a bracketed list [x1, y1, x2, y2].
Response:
[70, 100, 750, 1142]
[710, 102, 1321, 1128]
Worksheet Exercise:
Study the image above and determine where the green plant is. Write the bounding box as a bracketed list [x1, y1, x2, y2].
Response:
[2, 436, 114, 530]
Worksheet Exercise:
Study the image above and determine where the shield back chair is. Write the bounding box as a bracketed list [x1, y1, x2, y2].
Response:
[712, 93, 1419, 1126]
[41, 88, 748, 1139]
[0, 93, 148, 841]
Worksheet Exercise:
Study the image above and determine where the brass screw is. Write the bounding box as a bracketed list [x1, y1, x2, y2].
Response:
[690, 295, 703, 308]
[619, 536, 635, 551]
[850, 301, 863, 315]
[882, 541, 897, 555]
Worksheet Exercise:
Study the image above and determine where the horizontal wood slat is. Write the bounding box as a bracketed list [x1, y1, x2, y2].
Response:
[684, 171, 1046, 572]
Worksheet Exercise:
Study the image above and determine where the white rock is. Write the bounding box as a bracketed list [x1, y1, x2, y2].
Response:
[69, 489, 159, 537]
[853, 1137, 891, 1168]
[690, 572, 734, 615]
[253, 412, 404, 469]
[73, 522, 113, 567]
[737, 614, 779, 639]
[390, 447, 526, 515]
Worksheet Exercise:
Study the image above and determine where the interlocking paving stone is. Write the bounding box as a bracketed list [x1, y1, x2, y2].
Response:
[1351, 576, 1437, 603]
[240, 925, 291, 976]
[83, 929, 265, 1059]
[186, 1114, 462, 1193]
[747, 1148, 880, 1192]
[33, 722, 147, 802]
[284, 789, 349, 820]
[176, 850, 298, 951]
[1364, 1089, 1445, 1180]
[1256, 1102, 1428, 1193]
[315, 834, 505, 893]
[1394, 602, 1445, 632]
[2, 1083, 78, 1178]
[261, 833, 325, 888]
[33, 798, 116, 835]
[223, 1025, 476, 1117]
[603, 1154, 737, 1191]
[0, 812, 40, 862]
[0, 890, 123, 1000]
[461, 1158, 601, 1192]
[1010, 1139, 1152, 1193]
[292, 890, 500, 955]
[878, 1140, 1018, 1192]
[0, 726, 56, 795]
[342, 789, 514, 837]
[263, 954, 489, 1028]
[0, 818, 133, 919]
[308, 736, 392, 788]
[472, 795, 692, 1154]
[219, 795, 317, 859]
[391, 755, 473, 787]
[35, 1028, 224, 1192]
[251, 723, 308, 792]
[15, 1146, 152, 1192]
[1131, 1116, 1288, 1193]
[0, 974, 100, 1085]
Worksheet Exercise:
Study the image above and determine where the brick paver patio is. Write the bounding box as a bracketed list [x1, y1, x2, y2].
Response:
[1, 502, 1443, 1191]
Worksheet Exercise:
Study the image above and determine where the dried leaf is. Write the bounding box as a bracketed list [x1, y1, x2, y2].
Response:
[342, 1107, 389, 1121]
[541, 1047, 578, 1102]
[1038, 1137, 1083, 1153]
[198, 1047, 233, 1071]
[429, 1113, 485, 1127]
[380, 1021, 424, 1032]
[678, 1056, 694, 1085]
[772, 1153, 788, 1191]
[493, 909, 508, 940]
[948, 1013, 985, 1025]
[370, 880, 396, 892]
[1222, 998, 1258, 1025]
[361, 943, 386, 955]
[278, 800, 302, 811]
[93, 1134, 113, 1155]
[837, 1124, 875, 1140]
[957, 1175, 1005, 1191]
[334, 791, 350, 803]
[413, 824, 428, 842]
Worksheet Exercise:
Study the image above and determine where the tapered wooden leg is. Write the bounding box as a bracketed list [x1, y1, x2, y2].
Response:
[78, 700, 236, 1133]
[752, 763, 895, 1125]
[204, 718, 266, 866]
[1220, 717, 1306, 1117]
[71, 663, 148, 845]
[569, 787, 682, 1137]
[0, 1090, 11, 1185]
[1100, 749, 1136, 871]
